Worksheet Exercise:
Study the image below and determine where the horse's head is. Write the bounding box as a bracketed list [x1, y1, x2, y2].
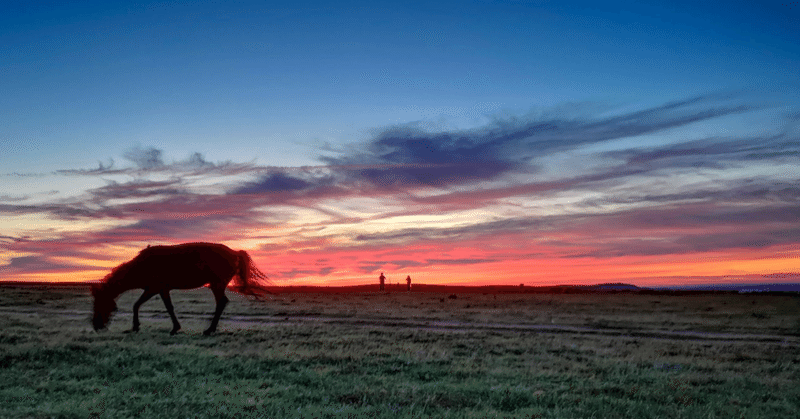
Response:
[91, 283, 117, 331]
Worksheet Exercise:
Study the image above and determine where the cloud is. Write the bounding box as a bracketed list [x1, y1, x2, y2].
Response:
[235, 172, 321, 194]
[0, 194, 29, 202]
[321, 128, 516, 187]
[186, 152, 215, 168]
[0, 171, 49, 178]
[542, 201, 800, 257]
[89, 179, 186, 200]
[273, 266, 338, 279]
[425, 257, 498, 266]
[346, 188, 800, 259]
[0, 202, 98, 219]
[57, 149, 256, 177]
[0, 255, 86, 274]
[609, 134, 798, 168]
[123, 146, 164, 170]
[321, 93, 756, 190]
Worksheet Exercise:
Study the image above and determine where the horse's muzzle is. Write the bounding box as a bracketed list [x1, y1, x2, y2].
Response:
[92, 317, 106, 331]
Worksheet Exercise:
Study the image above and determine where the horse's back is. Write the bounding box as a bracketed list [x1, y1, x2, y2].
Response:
[135, 243, 239, 290]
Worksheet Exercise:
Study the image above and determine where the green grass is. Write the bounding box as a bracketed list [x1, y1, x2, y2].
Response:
[1, 286, 798, 418]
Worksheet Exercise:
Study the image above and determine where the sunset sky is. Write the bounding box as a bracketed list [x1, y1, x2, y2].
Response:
[1, 1, 798, 287]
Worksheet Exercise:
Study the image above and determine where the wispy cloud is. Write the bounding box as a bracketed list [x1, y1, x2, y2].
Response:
[57, 149, 256, 177]
[0, 255, 76, 275]
[319, 93, 756, 189]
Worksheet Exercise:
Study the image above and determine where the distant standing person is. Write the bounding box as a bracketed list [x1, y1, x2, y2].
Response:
[406, 275, 411, 291]
[379, 272, 386, 291]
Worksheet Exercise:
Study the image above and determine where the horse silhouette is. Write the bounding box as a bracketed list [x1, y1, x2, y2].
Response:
[91, 242, 271, 335]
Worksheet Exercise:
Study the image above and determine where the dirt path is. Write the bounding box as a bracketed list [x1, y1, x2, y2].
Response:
[3, 306, 797, 345]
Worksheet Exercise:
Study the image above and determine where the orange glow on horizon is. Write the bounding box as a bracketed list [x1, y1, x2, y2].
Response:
[4, 244, 796, 288]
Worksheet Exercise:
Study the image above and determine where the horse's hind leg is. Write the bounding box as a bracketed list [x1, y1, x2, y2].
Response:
[160, 291, 181, 335]
[204, 286, 229, 336]
[131, 290, 157, 332]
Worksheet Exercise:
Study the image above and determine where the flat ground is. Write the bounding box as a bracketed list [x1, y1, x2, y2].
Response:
[1, 285, 798, 418]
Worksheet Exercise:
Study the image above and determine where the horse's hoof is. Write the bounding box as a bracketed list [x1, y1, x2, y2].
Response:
[124, 328, 139, 334]
[203, 329, 215, 336]
[169, 329, 180, 335]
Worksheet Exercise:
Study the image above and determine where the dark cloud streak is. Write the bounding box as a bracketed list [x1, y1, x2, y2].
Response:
[234, 172, 332, 194]
[321, 93, 758, 189]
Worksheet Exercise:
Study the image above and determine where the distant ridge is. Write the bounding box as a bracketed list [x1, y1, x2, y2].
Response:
[588, 283, 640, 291]
[666, 283, 800, 293]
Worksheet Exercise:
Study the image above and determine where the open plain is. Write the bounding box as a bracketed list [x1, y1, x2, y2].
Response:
[1, 284, 798, 418]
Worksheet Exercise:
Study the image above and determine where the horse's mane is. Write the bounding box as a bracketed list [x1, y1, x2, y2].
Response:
[100, 248, 146, 288]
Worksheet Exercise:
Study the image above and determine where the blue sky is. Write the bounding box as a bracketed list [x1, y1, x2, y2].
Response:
[1, 1, 798, 285]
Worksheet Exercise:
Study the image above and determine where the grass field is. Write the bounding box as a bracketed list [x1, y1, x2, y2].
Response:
[1, 284, 798, 418]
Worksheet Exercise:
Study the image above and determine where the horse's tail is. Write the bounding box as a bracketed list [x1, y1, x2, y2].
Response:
[234, 250, 273, 298]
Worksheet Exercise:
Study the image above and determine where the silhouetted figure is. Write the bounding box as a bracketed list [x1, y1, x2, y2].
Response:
[406, 275, 411, 291]
[379, 272, 386, 291]
[91, 242, 271, 335]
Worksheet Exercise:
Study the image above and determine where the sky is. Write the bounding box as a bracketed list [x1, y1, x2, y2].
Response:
[1, 0, 799, 287]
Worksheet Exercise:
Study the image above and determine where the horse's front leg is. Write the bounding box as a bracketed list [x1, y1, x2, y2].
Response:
[130, 290, 157, 332]
[204, 286, 229, 335]
[160, 291, 181, 335]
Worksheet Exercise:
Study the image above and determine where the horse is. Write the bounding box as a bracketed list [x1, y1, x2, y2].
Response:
[91, 242, 271, 335]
